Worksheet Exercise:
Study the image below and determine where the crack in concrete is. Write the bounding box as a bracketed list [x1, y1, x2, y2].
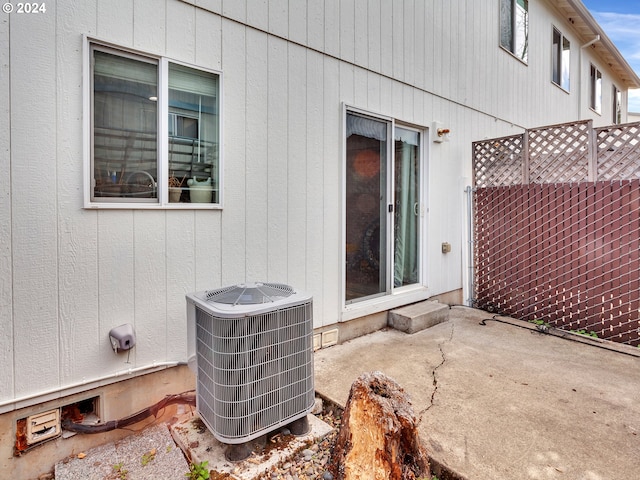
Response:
[422, 322, 454, 415]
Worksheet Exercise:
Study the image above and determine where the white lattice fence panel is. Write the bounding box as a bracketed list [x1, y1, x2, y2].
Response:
[528, 121, 591, 183]
[596, 121, 640, 180]
[473, 135, 524, 187]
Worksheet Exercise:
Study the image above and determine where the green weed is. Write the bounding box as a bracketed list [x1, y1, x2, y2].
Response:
[186, 460, 210, 480]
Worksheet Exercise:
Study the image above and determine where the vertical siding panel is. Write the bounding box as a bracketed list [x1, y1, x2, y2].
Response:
[380, 76, 393, 117]
[193, 5, 223, 298]
[195, 6, 222, 70]
[287, 43, 307, 288]
[431, 1, 443, 96]
[289, 0, 307, 45]
[367, 71, 381, 113]
[307, 0, 324, 52]
[11, 7, 60, 396]
[269, 0, 288, 39]
[306, 50, 324, 325]
[97, 0, 133, 42]
[245, 29, 269, 281]
[97, 214, 135, 370]
[197, 0, 222, 15]
[133, 0, 166, 53]
[392, 0, 404, 80]
[166, 1, 196, 61]
[322, 56, 341, 327]
[367, 0, 381, 73]
[267, 36, 289, 281]
[340, 0, 355, 63]
[324, 0, 340, 58]
[354, 67, 368, 108]
[423, 3, 434, 91]
[440, 0, 452, 100]
[413, 0, 425, 90]
[167, 211, 197, 360]
[222, 0, 247, 24]
[403, 0, 415, 86]
[57, 1, 102, 382]
[221, 20, 247, 285]
[0, 5, 13, 400]
[134, 212, 168, 364]
[340, 62, 355, 107]
[354, 0, 368, 68]
[247, 0, 268, 32]
[380, 2, 394, 77]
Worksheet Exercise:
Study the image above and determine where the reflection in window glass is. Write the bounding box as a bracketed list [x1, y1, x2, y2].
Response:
[500, 0, 528, 62]
[590, 64, 602, 113]
[552, 28, 570, 91]
[92, 50, 158, 201]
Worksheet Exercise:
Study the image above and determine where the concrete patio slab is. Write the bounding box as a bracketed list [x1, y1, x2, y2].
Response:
[314, 305, 640, 480]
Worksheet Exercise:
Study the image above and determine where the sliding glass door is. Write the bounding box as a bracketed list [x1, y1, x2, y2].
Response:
[345, 112, 423, 304]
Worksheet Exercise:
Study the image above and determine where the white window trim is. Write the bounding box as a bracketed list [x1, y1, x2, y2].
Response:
[340, 104, 430, 320]
[83, 36, 224, 209]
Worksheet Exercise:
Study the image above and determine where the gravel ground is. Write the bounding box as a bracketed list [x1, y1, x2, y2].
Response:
[255, 405, 341, 480]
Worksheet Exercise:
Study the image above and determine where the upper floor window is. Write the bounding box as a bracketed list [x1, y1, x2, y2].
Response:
[612, 85, 622, 124]
[500, 0, 529, 63]
[589, 64, 602, 114]
[86, 41, 221, 208]
[552, 27, 570, 91]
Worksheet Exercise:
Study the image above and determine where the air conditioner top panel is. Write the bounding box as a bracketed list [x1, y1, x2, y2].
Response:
[186, 282, 312, 317]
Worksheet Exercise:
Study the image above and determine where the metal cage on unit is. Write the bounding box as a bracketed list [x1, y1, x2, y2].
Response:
[185, 282, 314, 461]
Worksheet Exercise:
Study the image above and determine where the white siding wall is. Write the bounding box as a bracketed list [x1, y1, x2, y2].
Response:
[1, 0, 632, 406]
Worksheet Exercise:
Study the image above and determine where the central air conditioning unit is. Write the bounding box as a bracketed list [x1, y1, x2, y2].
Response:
[186, 282, 314, 459]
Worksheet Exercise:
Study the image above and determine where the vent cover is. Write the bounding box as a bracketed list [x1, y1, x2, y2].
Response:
[186, 283, 314, 444]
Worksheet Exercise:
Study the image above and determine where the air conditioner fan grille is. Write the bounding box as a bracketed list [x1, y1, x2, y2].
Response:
[204, 282, 295, 305]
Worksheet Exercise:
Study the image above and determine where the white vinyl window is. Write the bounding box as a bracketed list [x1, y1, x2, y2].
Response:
[589, 64, 602, 114]
[500, 0, 529, 63]
[552, 27, 570, 91]
[85, 41, 222, 208]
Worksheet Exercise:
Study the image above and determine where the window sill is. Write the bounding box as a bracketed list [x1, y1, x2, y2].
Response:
[84, 202, 222, 210]
[499, 46, 528, 66]
[551, 81, 570, 94]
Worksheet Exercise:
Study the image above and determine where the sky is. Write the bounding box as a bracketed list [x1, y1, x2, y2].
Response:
[582, 1, 640, 112]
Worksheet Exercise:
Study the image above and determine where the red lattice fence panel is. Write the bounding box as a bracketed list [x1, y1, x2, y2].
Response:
[473, 121, 640, 346]
[474, 181, 640, 346]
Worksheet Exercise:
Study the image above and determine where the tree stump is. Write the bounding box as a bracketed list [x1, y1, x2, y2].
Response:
[329, 371, 431, 480]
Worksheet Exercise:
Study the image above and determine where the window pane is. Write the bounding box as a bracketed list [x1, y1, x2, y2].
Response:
[168, 63, 220, 204]
[552, 29, 561, 85]
[394, 128, 419, 288]
[561, 36, 570, 90]
[515, 0, 528, 62]
[500, 0, 528, 63]
[92, 50, 158, 201]
[345, 113, 388, 303]
[590, 65, 602, 113]
[500, 0, 514, 52]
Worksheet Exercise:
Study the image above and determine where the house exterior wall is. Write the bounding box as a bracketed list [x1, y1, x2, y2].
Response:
[0, 1, 635, 473]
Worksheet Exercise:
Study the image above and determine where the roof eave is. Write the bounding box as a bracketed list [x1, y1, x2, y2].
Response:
[563, 0, 640, 89]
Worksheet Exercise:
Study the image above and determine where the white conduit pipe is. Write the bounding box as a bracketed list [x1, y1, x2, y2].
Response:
[0, 361, 183, 412]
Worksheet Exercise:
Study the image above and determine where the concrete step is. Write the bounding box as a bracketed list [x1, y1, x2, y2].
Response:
[388, 301, 449, 334]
